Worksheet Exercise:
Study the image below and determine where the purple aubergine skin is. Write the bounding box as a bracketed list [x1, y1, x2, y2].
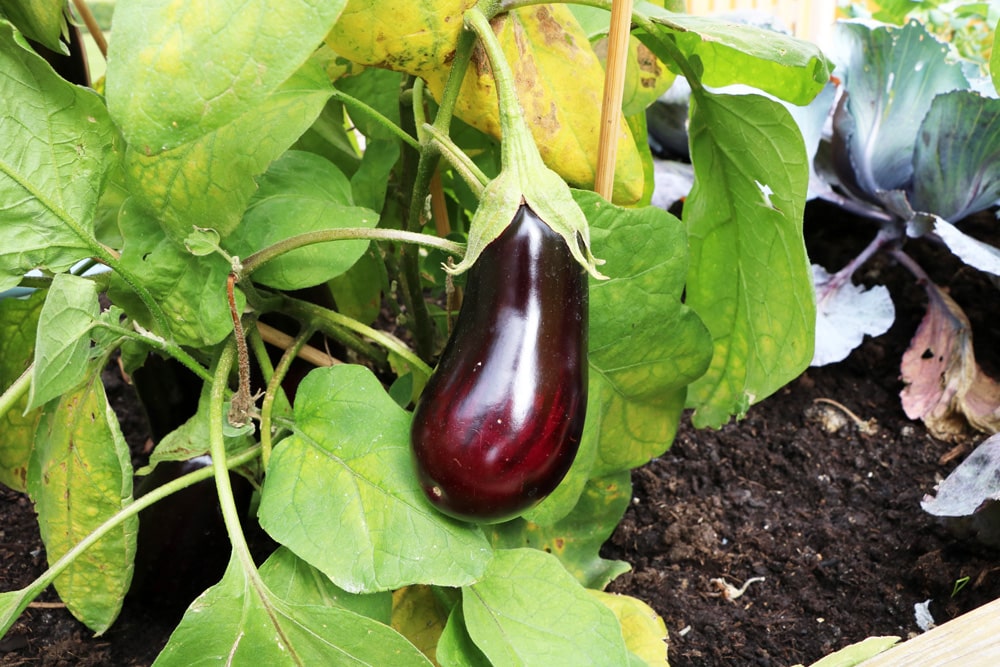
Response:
[411, 205, 588, 522]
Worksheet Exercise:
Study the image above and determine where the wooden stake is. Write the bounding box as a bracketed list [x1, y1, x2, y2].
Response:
[594, 0, 634, 201]
[72, 0, 107, 58]
[256, 321, 340, 368]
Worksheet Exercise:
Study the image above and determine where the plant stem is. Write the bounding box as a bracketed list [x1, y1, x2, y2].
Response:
[120, 322, 214, 383]
[412, 78, 429, 143]
[816, 190, 898, 224]
[332, 89, 420, 150]
[888, 246, 933, 287]
[430, 28, 477, 137]
[239, 227, 464, 277]
[397, 81, 439, 362]
[398, 28, 478, 361]
[280, 295, 433, 380]
[464, 8, 533, 172]
[817, 227, 896, 305]
[209, 344, 257, 573]
[226, 274, 257, 427]
[0, 444, 261, 637]
[267, 294, 385, 367]
[422, 123, 489, 196]
[260, 326, 315, 469]
[0, 366, 31, 418]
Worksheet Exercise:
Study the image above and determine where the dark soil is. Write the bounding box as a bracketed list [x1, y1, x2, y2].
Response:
[3, 201, 1000, 666]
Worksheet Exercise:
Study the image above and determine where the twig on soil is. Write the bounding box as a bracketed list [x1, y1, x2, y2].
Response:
[813, 398, 879, 435]
[26, 602, 66, 609]
[938, 441, 970, 466]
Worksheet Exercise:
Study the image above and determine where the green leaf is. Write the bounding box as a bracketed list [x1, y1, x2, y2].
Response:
[531, 192, 709, 515]
[225, 150, 378, 290]
[492, 473, 632, 589]
[0, 21, 114, 291]
[122, 56, 334, 245]
[328, 246, 387, 326]
[800, 635, 899, 667]
[28, 274, 100, 410]
[589, 591, 669, 667]
[0, 289, 45, 491]
[258, 365, 492, 593]
[138, 378, 257, 475]
[336, 68, 404, 142]
[28, 374, 136, 634]
[106, 0, 346, 152]
[183, 227, 223, 257]
[351, 138, 401, 212]
[437, 604, 491, 667]
[153, 554, 432, 667]
[292, 98, 362, 177]
[583, 191, 711, 402]
[684, 91, 814, 428]
[259, 547, 392, 624]
[462, 548, 631, 666]
[108, 199, 244, 348]
[593, 384, 687, 477]
[636, 4, 831, 104]
[0, 0, 67, 52]
[992, 21, 1000, 94]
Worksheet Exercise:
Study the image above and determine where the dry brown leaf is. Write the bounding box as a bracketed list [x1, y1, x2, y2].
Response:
[899, 281, 1000, 440]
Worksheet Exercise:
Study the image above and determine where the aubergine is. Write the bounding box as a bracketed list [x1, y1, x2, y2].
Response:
[410, 205, 588, 522]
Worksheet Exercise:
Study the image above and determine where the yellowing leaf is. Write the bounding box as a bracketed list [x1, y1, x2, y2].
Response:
[326, 3, 644, 203]
[28, 374, 136, 634]
[426, 6, 644, 204]
[589, 590, 669, 666]
[0, 290, 45, 491]
[392, 585, 449, 665]
[593, 36, 677, 118]
[325, 0, 476, 75]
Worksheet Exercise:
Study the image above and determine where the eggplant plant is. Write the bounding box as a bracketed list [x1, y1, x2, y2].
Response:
[0, 1, 830, 664]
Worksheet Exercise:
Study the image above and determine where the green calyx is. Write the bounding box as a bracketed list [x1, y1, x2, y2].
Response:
[446, 7, 606, 280]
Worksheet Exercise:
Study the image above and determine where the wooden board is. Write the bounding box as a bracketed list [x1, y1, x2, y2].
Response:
[858, 597, 1000, 666]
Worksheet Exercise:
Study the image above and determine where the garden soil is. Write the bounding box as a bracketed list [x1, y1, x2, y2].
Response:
[3, 201, 1000, 666]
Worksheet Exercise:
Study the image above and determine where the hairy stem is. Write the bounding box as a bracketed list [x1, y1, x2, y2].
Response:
[0, 366, 31, 419]
[422, 123, 489, 195]
[240, 227, 464, 277]
[332, 89, 420, 150]
[260, 326, 316, 469]
[209, 344, 257, 573]
[280, 295, 432, 380]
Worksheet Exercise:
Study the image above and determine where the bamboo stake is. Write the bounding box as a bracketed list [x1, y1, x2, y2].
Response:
[594, 0, 634, 200]
[71, 0, 107, 58]
[256, 321, 340, 368]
